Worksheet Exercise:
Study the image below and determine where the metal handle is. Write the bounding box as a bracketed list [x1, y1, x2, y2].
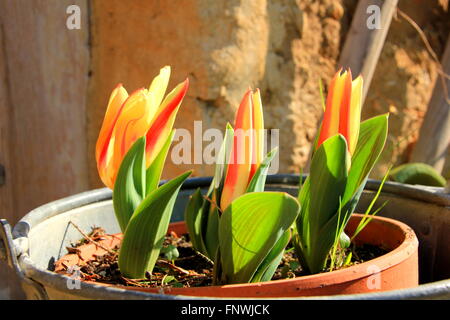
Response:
[0, 219, 49, 299]
[0, 236, 6, 261]
[0, 219, 29, 276]
[0, 219, 19, 269]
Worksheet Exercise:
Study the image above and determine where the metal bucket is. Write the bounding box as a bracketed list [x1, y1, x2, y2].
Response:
[1, 174, 450, 299]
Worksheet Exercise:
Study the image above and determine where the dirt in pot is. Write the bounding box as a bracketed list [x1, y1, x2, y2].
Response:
[55, 228, 388, 289]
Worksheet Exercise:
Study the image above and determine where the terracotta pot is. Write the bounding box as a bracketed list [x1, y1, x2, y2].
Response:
[55, 214, 419, 298]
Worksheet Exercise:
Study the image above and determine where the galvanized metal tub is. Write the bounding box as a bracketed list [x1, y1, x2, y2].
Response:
[1, 174, 450, 299]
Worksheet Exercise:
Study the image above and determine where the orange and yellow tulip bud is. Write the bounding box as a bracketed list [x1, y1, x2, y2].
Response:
[220, 89, 264, 211]
[317, 68, 363, 155]
[95, 66, 189, 189]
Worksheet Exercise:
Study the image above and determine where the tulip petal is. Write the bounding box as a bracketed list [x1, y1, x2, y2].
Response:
[149, 66, 171, 113]
[348, 76, 363, 154]
[317, 69, 347, 148]
[96, 84, 129, 188]
[338, 69, 354, 152]
[249, 89, 265, 181]
[220, 90, 253, 211]
[145, 78, 189, 166]
[110, 89, 153, 185]
[99, 137, 116, 188]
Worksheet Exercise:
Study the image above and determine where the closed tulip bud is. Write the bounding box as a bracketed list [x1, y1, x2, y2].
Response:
[317, 68, 363, 155]
[95, 66, 189, 189]
[220, 89, 265, 211]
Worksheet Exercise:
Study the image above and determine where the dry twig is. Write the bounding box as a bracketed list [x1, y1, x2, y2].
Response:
[397, 8, 450, 105]
[156, 259, 191, 275]
[68, 221, 117, 256]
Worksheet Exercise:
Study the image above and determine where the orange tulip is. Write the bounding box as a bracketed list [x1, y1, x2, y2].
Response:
[317, 68, 363, 155]
[96, 66, 189, 189]
[220, 89, 264, 211]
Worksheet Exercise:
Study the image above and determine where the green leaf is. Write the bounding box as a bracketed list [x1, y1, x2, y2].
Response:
[146, 130, 175, 195]
[311, 124, 322, 158]
[389, 162, 446, 187]
[185, 123, 234, 259]
[329, 198, 345, 271]
[161, 244, 179, 261]
[204, 206, 220, 259]
[297, 175, 311, 249]
[118, 171, 192, 278]
[203, 123, 234, 258]
[351, 168, 391, 241]
[309, 135, 348, 230]
[212, 123, 234, 203]
[343, 252, 352, 266]
[296, 134, 348, 273]
[343, 114, 388, 204]
[212, 248, 223, 285]
[246, 147, 278, 193]
[162, 275, 176, 284]
[289, 260, 300, 271]
[184, 188, 208, 255]
[219, 192, 300, 284]
[251, 229, 291, 283]
[172, 282, 183, 288]
[199, 189, 214, 257]
[336, 114, 389, 229]
[113, 136, 146, 232]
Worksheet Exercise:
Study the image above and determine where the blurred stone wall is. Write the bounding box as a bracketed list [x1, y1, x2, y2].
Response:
[87, 0, 450, 186]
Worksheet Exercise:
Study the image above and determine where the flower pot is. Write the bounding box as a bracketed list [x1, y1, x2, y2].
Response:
[1, 175, 450, 299]
[54, 214, 418, 298]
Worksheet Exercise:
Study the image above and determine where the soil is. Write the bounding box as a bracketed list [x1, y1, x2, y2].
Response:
[55, 228, 388, 290]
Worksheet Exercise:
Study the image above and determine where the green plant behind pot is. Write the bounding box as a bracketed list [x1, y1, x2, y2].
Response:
[389, 162, 446, 187]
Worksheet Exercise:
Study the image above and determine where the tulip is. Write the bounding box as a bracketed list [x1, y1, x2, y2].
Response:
[220, 89, 264, 211]
[96, 66, 189, 189]
[317, 68, 363, 155]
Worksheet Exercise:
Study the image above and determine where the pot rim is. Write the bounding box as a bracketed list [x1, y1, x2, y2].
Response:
[55, 214, 417, 295]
